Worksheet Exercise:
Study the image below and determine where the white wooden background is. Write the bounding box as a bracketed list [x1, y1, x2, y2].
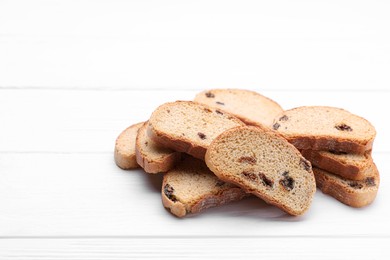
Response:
[1, 0, 389, 259]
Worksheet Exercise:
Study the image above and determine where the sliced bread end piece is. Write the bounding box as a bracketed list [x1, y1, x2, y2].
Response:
[273, 106, 376, 153]
[148, 101, 245, 160]
[313, 165, 379, 208]
[114, 122, 144, 169]
[136, 121, 181, 174]
[205, 126, 316, 216]
[162, 156, 247, 217]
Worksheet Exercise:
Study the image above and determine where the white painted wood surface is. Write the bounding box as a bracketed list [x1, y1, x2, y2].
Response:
[1, 0, 389, 259]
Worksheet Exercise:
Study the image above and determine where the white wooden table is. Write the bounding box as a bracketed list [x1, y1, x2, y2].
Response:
[1, 1, 389, 259]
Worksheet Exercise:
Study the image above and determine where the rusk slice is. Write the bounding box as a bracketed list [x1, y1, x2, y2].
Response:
[114, 122, 143, 169]
[272, 106, 376, 153]
[194, 89, 283, 127]
[313, 166, 379, 208]
[136, 122, 182, 174]
[162, 156, 247, 217]
[205, 126, 316, 216]
[300, 150, 374, 181]
[148, 101, 245, 160]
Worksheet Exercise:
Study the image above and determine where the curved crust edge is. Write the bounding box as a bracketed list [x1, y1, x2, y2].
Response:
[147, 122, 206, 160]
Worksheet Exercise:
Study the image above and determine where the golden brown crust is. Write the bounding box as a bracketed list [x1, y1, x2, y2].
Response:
[313, 166, 379, 208]
[114, 122, 144, 170]
[300, 150, 373, 180]
[135, 122, 182, 173]
[162, 180, 247, 218]
[288, 136, 373, 154]
[190, 188, 248, 214]
[137, 150, 181, 173]
[147, 123, 206, 160]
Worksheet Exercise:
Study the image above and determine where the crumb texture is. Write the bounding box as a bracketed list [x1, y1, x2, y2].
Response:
[205, 126, 316, 216]
[194, 89, 283, 127]
[273, 106, 376, 152]
[148, 101, 245, 159]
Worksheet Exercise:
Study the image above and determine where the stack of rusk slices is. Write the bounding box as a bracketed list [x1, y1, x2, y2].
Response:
[114, 89, 379, 217]
[272, 106, 379, 208]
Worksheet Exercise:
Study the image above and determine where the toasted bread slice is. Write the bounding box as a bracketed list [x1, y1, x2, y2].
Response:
[114, 122, 143, 169]
[272, 106, 376, 153]
[162, 156, 247, 217]
[313, 166, 379, 208]
[300, 150, 374, 181]
[148, 101, 245, 160]
[136, 121, 181, 174]
[205, 126, 316, 216]
[194, 89, 283, 127]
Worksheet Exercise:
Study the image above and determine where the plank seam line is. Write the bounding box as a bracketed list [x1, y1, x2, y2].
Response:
[0, 86, 389, 92]
[0, 235, 389, 239]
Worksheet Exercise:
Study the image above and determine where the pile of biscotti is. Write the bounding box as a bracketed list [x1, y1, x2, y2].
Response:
[114, 89, 379, 217]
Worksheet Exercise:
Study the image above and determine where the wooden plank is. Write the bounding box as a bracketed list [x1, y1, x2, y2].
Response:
[1, 1, 389, 257]
[0, 89, 388, 152]
[0, 153, 388, 237]
[1, 1, 389, 90]
[1, 237, 389, 259]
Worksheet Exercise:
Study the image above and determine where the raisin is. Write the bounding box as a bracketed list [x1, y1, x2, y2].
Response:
[242, 171, 257, 182]
[279, 171, 295, 191]
[198, 132, 206, 140]
[273, 123, 280, 130]
[238, 156, 257, 165]
[335, 124, 353, 132]
[279, 115, 289, 121]
[365, 177, 376, 187]
[144, 141, 148, 146]
[259, 173, 274, 188]
[349, 182, 363, 189]
[215, 180, 225, 187]
[205, 92, 215, 98]
[328, 150, 348, 155]
[215, 110, 224, 115]
[164, 184, 177, 201]
[216, 101, 225, 105]
[299, 158, 311, 171]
